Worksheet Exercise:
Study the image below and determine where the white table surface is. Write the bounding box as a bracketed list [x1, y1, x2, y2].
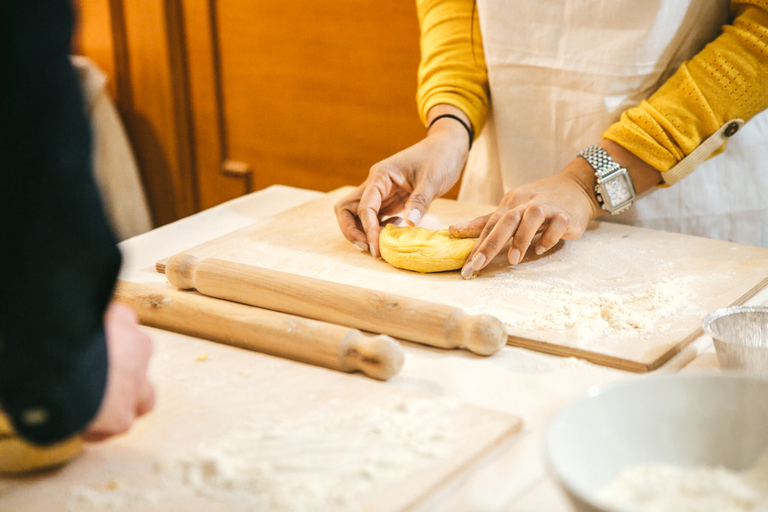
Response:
[112, 185, 764, 511]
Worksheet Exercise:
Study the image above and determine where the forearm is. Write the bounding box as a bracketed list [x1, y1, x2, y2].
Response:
[603, 0, 768, 175]
[416, 0, 489, 134]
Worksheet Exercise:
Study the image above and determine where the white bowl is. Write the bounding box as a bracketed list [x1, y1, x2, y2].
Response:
[545, 374, 768, 512]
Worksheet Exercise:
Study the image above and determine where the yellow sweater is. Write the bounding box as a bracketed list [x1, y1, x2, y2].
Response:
[417, 0, 768, 173]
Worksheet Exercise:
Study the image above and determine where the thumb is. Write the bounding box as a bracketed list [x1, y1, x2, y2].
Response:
[403, 182, 439, 227]
[449, 214, 491, 238]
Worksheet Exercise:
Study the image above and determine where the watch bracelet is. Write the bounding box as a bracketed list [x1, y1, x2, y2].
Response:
[578, 144, 621, 178]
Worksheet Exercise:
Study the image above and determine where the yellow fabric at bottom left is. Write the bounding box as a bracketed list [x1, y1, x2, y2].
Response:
[0, 410, 83, 476]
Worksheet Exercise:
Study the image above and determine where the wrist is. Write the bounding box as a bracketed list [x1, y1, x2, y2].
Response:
[600, 139, 662, 195]
[426, 104, 473, 153]
[562, 158, 604, 220]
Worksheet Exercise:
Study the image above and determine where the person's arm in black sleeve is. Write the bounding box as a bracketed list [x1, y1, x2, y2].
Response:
[0, 0, 121, 444]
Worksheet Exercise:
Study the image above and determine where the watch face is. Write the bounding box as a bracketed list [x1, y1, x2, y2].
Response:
[603, 173, 634, 208]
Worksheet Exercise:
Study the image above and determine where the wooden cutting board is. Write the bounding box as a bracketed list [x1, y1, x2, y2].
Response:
[157, 187, 768, 372]
[0, 328, 522, 512]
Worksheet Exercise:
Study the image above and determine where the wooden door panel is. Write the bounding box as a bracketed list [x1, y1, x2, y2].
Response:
[212, 0, 425, 193]
[76, 0, 433, 222]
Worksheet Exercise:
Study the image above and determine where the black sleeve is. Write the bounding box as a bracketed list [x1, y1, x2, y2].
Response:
[0, 0, 122, 444]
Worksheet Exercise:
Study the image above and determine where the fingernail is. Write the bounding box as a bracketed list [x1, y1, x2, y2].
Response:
[406, 209, 422, 226]
[535, 245, 545, 255]
[470, 253, 486, 271]
[370, 246, 376, 258]
[461, 264, 474, 280]
[353, 241, 368, 252]
[509, 249, 521, 265]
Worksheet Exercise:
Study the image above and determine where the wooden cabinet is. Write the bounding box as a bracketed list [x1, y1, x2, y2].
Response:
[75, 0, 428, 226]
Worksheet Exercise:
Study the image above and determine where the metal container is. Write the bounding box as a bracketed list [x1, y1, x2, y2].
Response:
[702, 306, 768, 374]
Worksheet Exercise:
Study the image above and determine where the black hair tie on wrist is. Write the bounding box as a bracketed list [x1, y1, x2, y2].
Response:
[428, 113, 474, 150]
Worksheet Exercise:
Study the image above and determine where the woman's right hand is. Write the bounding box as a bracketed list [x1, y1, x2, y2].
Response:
[334, 106, 472, 258]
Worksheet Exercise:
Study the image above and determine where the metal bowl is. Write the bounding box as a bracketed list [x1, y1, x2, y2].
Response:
[702, 306, 768, 374]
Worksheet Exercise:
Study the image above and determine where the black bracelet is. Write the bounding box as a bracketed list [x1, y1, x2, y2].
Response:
[428, 113, 474, 149]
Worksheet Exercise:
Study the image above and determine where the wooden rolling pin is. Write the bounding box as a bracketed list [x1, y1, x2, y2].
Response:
[114, 281, 404, 381]
[164, 255, 507, 356]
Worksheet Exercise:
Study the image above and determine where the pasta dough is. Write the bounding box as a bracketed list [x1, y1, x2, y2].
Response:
[0, 411, 83, 475]
[379, 225, 476, 273]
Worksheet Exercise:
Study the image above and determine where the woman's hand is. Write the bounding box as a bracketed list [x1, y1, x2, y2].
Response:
[453, 157, 603, 279]
[334, 106, 471, 258]
[453, 140, 662, 279]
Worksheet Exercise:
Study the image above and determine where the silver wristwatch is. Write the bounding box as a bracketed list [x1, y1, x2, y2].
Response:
[578, 144, 636, 215]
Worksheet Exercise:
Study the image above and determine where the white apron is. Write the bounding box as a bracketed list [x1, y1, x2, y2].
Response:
[461, 0, 768, 247]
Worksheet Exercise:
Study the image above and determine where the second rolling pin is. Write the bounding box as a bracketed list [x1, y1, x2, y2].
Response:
[114, 281, 404, 381]
[164, 255, 507, 356]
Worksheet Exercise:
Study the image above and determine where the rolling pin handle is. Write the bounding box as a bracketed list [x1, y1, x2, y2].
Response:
[339, 332, 405, 381]
[450, 312, 507, 356]
[166, 254, 200, 290]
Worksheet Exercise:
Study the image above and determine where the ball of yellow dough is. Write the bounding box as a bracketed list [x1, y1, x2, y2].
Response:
[379, 224, 476, 273]
[0, 411, 83, 476]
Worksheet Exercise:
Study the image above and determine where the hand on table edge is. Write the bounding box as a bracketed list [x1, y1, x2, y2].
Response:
[334, 104, 472, 258]
[81, 302, 155, 443]
[453, 139, 663, 280]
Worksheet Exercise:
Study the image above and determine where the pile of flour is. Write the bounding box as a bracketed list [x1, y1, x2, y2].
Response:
[598, 451, 768, 512]
[471, 274, 701, 348]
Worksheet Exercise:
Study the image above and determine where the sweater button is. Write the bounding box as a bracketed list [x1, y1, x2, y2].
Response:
[724, 121, 740, 137]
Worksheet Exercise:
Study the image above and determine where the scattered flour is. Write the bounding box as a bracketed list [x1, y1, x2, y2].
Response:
[478, 276, 702, 348]
[598, 451, 768, 512]
[153, 397, 458, 512]
[67, 482, 161, 510]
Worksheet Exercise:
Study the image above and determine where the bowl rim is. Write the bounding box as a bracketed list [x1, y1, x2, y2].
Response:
[543, 372, 768, 509]
[702, 306, 768, 347]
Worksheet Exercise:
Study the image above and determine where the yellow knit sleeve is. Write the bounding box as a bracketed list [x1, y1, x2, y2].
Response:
[416, 0, 489, 134]
[603, 0, 768, 174]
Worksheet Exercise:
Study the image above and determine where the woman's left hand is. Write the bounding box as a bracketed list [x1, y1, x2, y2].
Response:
[451, 159, 602, 279]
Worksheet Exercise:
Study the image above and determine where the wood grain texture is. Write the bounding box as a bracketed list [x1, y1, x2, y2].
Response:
[76, 0, 197, 226]
[114, 280, 405, 380]
[181, 0, 248, 210]
[0, 328, 522, 511]
[75, 0, 443, 224]
[214, 0, 426, 194]
[163, 255, 506, 356]
[156, 187, 768, 372]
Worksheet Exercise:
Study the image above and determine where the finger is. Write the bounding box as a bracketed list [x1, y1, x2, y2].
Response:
[402, 172, 443, 226]
[358, 175, 393, 257]
[379, 188, 410, 217]
[449, 214, 490, 238]
[334, 193, 369, 252]
[508, 205, 547, 264]
[459, 210, 506, 279]
[535, 213, 569, 255]
[461, 209, 522, 279]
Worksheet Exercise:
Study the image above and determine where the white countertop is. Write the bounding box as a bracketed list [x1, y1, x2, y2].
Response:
[7, 185, 760, 512]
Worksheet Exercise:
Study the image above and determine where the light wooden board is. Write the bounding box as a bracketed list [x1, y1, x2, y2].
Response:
[157, 187, 768, 372]
[0, 328, 521, 512]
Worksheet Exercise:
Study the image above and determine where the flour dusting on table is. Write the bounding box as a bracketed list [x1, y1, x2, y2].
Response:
[155, 397, 458, 511]
[598, 450, 768, 512]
